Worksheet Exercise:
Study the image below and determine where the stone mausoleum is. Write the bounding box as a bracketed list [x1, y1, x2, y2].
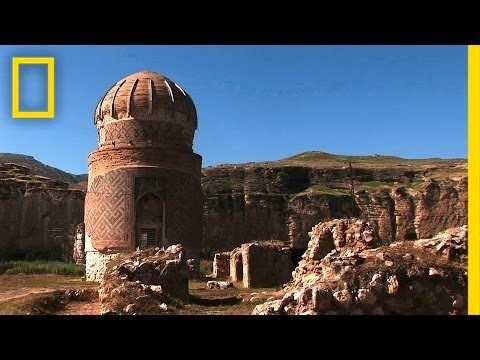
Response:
[84, 71, 202, 281]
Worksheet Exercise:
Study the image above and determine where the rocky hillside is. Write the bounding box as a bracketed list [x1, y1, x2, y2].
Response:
[0, 153, 86, 184]
[253, 219, 467, 315]
[0, 160, 84, 260]
[202, 151, 467, 253]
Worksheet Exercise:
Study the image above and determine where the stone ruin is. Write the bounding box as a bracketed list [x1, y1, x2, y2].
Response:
[99, 244, 190, 315]
[211, 241, 293, 288]
[212, 252, 230, 279]
[230, 247, 243, 282]
[72, 223, 85, 265]
[253, 219, 468, 315]
[242, 243, 293, 288]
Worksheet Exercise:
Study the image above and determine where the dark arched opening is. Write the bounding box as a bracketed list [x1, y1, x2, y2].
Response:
[135, 193, 165, 250]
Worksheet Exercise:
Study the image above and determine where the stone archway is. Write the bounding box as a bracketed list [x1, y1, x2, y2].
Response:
[135, 193, 165, 250]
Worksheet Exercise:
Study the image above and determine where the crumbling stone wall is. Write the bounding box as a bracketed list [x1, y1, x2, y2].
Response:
[85, 234, 119, 282]
[230, 248, 243, 282]
[212, 252, 230, 279]
[241, 243, 293, 288]
[73, 223, 85, 265]
[253, 221, 467, 315]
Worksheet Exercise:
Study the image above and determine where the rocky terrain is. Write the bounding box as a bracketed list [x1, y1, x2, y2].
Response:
[253, 219, 467, 315]
[0, 153, 87, 184]
[98, 245, 190, 315]
[0, 158, 85, 261]
[203, 151, 467, 252]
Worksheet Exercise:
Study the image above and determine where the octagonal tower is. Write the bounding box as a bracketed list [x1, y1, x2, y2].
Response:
[84, 71, 202, 281]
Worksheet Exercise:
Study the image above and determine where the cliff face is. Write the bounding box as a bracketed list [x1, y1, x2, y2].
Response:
[202, 152, 467, 253]
[0, 162, 84, 261]
[0, 151, 467, 259]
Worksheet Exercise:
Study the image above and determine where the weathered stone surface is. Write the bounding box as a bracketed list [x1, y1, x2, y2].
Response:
[241, 242, 293, 288]
[99, 245, 189, 315]
[0, 161, 85, 261]
[202, 158, 467, 252]
[187, 258, 198, 279]
[357, 288, 377, 305]
[206, 281, 234, 289]
[253, 220, 467, 315]
[73, 223, 85, 265]
[212, 252, 230, 279]
[308, 219, 376, 255]
[229, 247, 243, 282]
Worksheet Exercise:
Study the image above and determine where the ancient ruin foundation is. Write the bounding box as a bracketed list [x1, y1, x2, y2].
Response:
[241, 243, 293, 288]
[84, 71, 202, 281]
[212, 252, 231, 279]
[212, 242, 293, 288]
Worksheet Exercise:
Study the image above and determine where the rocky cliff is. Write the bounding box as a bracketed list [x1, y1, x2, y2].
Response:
[0, 161, 84, 261]
[202, 151, 467, 253]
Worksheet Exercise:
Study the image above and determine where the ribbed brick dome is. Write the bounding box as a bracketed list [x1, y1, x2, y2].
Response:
[94, 71, 197, 150]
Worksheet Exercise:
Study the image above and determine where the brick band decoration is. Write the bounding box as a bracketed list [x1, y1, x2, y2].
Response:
[85, 71, 202, 281]
[103, 120, 193, 150]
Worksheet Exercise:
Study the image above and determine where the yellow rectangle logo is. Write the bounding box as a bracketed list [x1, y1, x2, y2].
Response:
[468, 45, 480, 315]
[12, 57, 55, 118]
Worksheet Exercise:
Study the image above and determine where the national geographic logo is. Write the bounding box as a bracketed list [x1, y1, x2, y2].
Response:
[11, 57, 55, 118]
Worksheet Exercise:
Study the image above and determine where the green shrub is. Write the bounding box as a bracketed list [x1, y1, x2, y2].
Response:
[0, 261, 85, 276]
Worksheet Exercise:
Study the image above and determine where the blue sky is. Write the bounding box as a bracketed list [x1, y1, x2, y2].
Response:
[0, 46, 467, 174]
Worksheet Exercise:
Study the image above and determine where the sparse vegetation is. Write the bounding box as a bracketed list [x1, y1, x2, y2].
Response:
[281, 151, 465, 167]
[309, 184, 346, 195]
[0, 261, 85, 276]
[360, 181, 391, 189]
[405, 180, 424, 189]
[200, 259, 213, 277]
[296, 184, 347, 196]
[0, 153, 86, 184]
[181, 278, 282, 315]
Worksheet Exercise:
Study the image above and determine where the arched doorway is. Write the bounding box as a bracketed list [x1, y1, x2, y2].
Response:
[135, 193, 165, 250]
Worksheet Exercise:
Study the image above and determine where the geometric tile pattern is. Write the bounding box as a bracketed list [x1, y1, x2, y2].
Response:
[85, 167, 202, 252]
[103, 120, 189, 149]
[85, 168, 129, 250]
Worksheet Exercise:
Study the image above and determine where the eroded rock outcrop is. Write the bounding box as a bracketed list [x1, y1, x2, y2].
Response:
[253, 221, 467, 315]
[0, 162, 85, 261]
[98, 245, 190, 315]
[202, 159, 467, 252]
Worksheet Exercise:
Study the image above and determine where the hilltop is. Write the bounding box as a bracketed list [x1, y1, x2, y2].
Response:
[0, 153, 87, 184]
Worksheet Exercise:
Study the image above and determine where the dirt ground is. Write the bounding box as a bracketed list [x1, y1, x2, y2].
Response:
[0, 274, 282, 315]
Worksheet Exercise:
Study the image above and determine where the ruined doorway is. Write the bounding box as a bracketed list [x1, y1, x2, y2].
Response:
[135, 193, 165, 250]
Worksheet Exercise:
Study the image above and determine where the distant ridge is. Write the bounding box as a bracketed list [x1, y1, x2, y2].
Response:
[1, 150, 466, 183]
[0, 153, 86, 183]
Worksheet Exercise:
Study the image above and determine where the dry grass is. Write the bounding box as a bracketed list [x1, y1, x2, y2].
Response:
[296, 184, 347, 196]
[180, 278, 283, 315]
[0, 273, 282, 315]
[0, 274, 97, 315]
[278, 151, 466, 168]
